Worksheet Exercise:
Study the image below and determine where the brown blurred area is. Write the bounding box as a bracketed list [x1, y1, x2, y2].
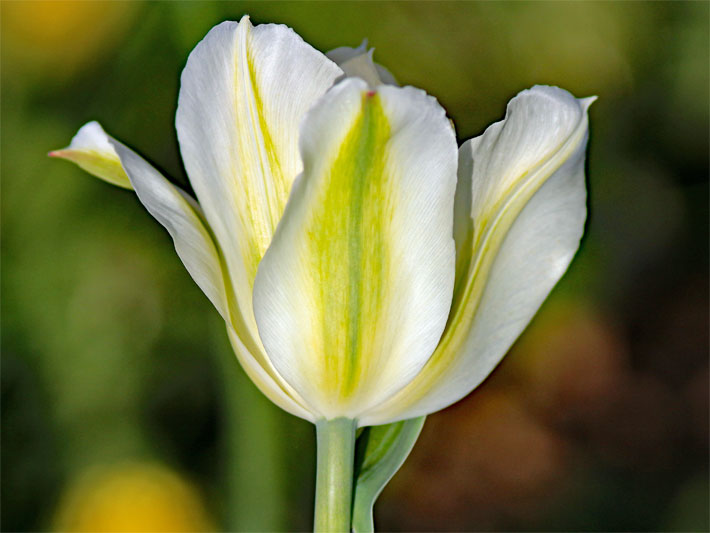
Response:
[382, 297, 708, 531]
[2, 1, 708, 532]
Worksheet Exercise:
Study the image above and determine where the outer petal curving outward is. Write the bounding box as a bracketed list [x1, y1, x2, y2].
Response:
[252, 78, 458, 421]
[51, 122, 314, 420]
[363, 86, 594, 425]
[49, 121, 132, 189]
[51, 122, 229, 320]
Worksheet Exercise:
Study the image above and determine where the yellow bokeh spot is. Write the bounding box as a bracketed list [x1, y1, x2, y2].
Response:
[2, 1, 137, 78]
[53, 462, 214, 533]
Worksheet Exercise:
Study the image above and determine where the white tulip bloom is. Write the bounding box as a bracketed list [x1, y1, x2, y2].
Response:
[51, 15, 593, 426]
[51, 15, 593, 531]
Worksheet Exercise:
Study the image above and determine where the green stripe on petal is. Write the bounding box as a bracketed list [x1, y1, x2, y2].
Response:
[176, 16, 342, 298]
[308, 92, 391, 399]
[253, 78, 457, 421]
[362, 86, 593, 425]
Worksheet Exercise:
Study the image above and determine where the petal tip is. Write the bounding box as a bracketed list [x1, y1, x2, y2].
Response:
[581, 95, 598, 110]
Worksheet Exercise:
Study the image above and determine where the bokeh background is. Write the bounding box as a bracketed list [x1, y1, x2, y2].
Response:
[2, 1, 708, 531]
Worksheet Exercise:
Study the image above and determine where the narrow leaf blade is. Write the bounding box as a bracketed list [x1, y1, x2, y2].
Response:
[352, 416, 426, 533]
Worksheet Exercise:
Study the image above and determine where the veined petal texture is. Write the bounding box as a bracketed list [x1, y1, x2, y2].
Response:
[175, 16, 342, 420]
[253, 78, 457, 421]
[363, 86, 593, 425]
[176, 16, 342, 331]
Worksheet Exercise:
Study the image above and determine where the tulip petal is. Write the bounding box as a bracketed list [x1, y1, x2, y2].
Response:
[176, 16, 342, 327]
[326, 40, 369, 65]
[51, 121, 230, 321]
[252, 78, 457, 421]
[362, 86, 593, 425]
[110, 140, 232, 324]
[226, 327, 316, 422]
[52, 122, 313, 419]
[175, 18, 342, 416]
[327, 41, 399, 87]
[49, 121, 132, 189]
[110, 141, 316, 420]
[116, 146, 317, 420]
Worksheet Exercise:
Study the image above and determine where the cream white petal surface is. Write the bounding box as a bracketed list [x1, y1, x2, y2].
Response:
[225, 326, 316, 421]
[326, 40, 369, 64]
[108, 139, 231, 322]
[103, 144, 316, 420]
[327, 42, 398, 87]
[175, 16, 342, 413]
[49, 121, 132, 189]
[51, 121, 228, 320]
[111, 140, 313, 418]
[338, 50, 384, 88]
[252, 78, 457, 422]
[452, 137, 476, 276]
[53, 121, 311, 418]
[176, 17, 341, 310]
[362, 86, 593, 425]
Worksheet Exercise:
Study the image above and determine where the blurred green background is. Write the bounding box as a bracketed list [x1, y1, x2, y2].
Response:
[2, 1, 708, 531]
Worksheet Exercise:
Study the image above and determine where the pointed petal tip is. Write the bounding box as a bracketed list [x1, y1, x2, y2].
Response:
[526, 85, 597, 111]
[47, 148, 78, 160]
[49, 123, 133, 189]
[581, 95, 598, 110]
[47, 149, 83, 161]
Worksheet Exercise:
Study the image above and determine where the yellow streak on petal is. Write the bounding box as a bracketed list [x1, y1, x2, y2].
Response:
[382, 113, 590, 411]
[231, 21, 289, 286]
[303, 92, 392, 402]
[49, 148, 132, 189]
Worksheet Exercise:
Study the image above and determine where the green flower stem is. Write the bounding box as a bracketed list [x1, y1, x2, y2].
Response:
[314, 417, 357, 532]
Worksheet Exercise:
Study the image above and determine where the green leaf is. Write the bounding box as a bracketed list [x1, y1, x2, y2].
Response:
[351, 416, 426, 532]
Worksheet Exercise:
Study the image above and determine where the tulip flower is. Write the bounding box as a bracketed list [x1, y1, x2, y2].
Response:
[51, 15, 593, 532]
